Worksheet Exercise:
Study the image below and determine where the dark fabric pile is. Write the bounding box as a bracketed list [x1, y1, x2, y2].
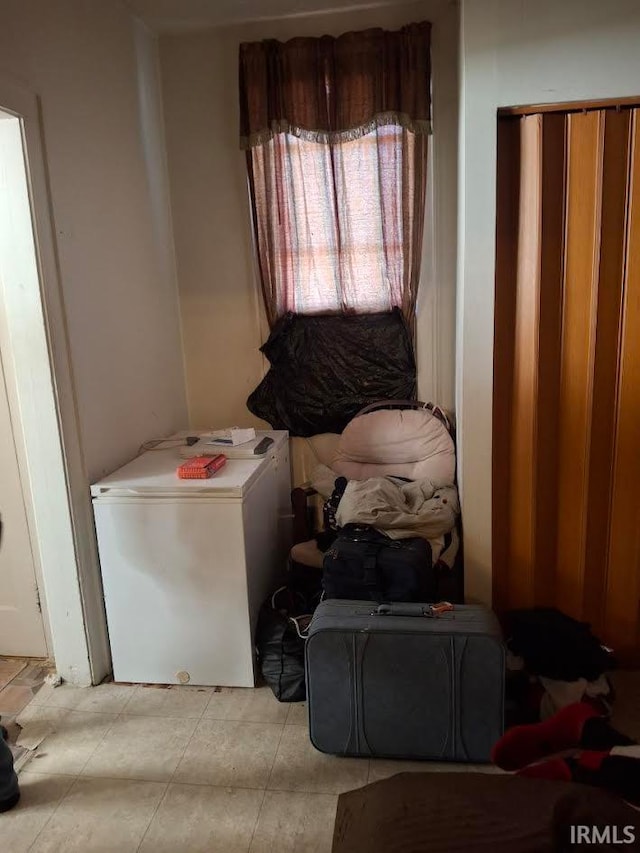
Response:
[502, 608, 616, 726]
[247, 310, 416, 436]
[255, 570, 323, 703]
[504, 608, 615, 681]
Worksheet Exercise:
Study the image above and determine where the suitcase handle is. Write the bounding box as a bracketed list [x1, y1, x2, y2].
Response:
[375, 603, 429, 617]
[374, 602, 454, 618]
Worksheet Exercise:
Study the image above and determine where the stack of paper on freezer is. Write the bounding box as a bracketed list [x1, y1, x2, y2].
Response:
[206, 427, 256, 447]
[180, 432, 272, 459]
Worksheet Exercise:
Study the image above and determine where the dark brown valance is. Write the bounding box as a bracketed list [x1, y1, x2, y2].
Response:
[239, 22, 431, 149]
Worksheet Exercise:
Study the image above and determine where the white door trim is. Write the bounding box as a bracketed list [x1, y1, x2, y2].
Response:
[0, 73, 110, 685]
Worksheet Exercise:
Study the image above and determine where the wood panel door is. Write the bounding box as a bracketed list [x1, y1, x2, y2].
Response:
[493, 107, 640, 662]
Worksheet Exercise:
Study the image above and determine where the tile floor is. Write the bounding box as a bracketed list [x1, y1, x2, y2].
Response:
[0, 657, 52, 770]
[3, 669, 638, 852]
[4, 680, 496, 853]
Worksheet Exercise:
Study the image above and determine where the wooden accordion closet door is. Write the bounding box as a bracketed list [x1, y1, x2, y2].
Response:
[493, 105, 640, 662]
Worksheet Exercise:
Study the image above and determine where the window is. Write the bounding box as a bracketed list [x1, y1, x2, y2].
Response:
[240, 23, 431, 329]
[250, 125, 418, 316]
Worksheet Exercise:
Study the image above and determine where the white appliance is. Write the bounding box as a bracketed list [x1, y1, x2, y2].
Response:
[91, 430, 290, 687]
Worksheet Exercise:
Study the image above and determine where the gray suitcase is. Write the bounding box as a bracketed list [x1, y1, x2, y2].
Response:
[305, 600, 504, 762]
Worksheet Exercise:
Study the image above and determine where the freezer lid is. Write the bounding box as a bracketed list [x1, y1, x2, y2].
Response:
[91, 448, 268, 498]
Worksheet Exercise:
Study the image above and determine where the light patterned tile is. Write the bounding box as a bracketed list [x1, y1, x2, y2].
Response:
[16, 702, 66, 727]
[368, 758, 469, 783]
[82, 715, 197, 782]
[138, 783, 263, 853]
[249, 790, 337, 853]
[174, 718, 283, 789]
[17, 707, 117, 775]
[203, 686, 289, 724]
[465, 763, 506, 774]
[15, 705, 62, 750]
[15, 704, 67, 751]
[268, 725, 369, 795]
[29, 777, 166, 853]
[286, 701, 307, 726]
[29, 682, 135, 714]
[123, 684, 212, 718]
[0, 771, 74, 853]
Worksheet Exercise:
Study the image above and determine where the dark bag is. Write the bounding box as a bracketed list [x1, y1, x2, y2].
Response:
[306, 601, 505, 761]
[255, 581, 317, 703]
[505, 608, 615, 681]
[255, 605, 306, 702]
[322, 524, 435, 603]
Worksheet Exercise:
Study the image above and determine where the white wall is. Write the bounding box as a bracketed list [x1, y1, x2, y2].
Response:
[159, 0, 459, 429]
[458, 0, 640, 602]
[0, 0, 187, 483]
[0, 0, 188, 682]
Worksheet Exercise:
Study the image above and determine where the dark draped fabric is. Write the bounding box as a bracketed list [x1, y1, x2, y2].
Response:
[239, 23, 431, 331]
[247, 311, 416, 436]
[239, 23, 431, 148]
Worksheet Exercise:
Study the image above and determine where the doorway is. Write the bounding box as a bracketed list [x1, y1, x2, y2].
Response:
[0, 108, 50, 657]
[0, 77, 111, 684]
[0, 356, 47, 656]
[493, 99, 640, 663]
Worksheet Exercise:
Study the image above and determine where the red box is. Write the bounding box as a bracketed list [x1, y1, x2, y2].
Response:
[177, 455, 226, 479]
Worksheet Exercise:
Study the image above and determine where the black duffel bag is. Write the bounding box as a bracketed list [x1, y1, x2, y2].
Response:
[255, 585, 315, 703]
[322, 524, 435, 602]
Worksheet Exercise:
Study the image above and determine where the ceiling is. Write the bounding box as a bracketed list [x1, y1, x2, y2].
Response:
[125, 0, 404, 32]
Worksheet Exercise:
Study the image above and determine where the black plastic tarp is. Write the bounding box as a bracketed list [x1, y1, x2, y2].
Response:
[247, 310, 416, 436]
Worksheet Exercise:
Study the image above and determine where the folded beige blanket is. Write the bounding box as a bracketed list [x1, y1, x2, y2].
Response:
[335, 476, 459, 542]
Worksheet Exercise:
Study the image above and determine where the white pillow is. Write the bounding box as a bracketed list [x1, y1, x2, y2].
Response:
[331, 408, 456, 483]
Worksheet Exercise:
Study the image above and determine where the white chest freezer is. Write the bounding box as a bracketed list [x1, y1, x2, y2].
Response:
[91, 431, 290, 687]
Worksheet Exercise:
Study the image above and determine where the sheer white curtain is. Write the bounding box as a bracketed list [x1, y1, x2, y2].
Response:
[249, 124, 426, 323]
